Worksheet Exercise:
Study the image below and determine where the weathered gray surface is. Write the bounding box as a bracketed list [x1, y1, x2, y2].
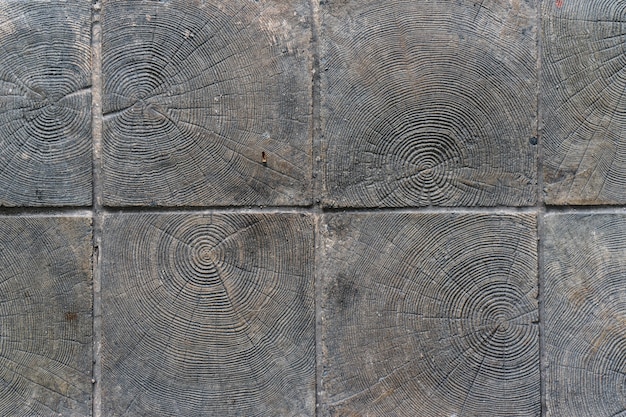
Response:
[0, 0, 92, 206]
[101, 213, 315, 416]
[542, 2, 626, 205]
[321, 0, 537, 208]
[0, 217, 92, 417]
[101, 0, 312, 207]
[321, 213, 539, 416]
[544, 214, 626, 417]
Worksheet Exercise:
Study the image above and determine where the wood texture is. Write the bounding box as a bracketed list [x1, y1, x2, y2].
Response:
[0, 0, 92, 206]
[321, 0, 537, 208]
[101, 213, 315, 416]
[101, 0, 312, 207]
[0, 217, 92, 417]
[321, 213, 539, 416]
[544, 214, 626, 417]
[542, 1, 626, 204]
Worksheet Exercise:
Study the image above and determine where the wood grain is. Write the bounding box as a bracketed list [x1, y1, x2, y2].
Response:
[101, 0, 312, 207]
[544, 214, 626, 417]
[0, 0, 92, 206]
[321, 213, 539, 416]
[321, 0, 537, 208]
[542, 1, 626, 204]
[0, 217, 92, 417]
[101, 213, 315, 416]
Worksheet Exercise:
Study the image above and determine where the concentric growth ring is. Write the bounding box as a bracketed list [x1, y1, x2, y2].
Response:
[544, 214, 626, 416]
[102, 213, 315, 416]
[101, 0, 312, 206]
[0, 1, 92, 205]
[543, 1, 626, 203]
[322, 0, 537, 207]
[322, 213, 539, 417]
[0, 218, 92, 417]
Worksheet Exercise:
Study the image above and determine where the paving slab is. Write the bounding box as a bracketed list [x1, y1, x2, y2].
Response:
[321, 213, 539, 416]
[321, 0, 537, 208]
[101, 212, 315, 416]
[0, 0, 92, 206]
[542, 2, 626, 204]
[101, 0, 312, 207]
[0, 217, 92, 416]
[544, 214, 626, 416]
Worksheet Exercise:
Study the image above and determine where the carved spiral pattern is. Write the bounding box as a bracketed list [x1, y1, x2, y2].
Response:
[0, 217, 92, 416]
[322, 213, 539, 417]
[321, 0, 537, 207]
[542, 1, 626, 204]
[101, 0, 312, 206]
[0, 1, 92, 206]
[102, 213, 315, 416]
[544, 214, 626, 416]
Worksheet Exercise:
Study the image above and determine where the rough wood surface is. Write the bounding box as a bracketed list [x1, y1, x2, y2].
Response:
[0, 217, 92, 417]
[101, 213, 315, 416]
[101, 0, 312, 207]
[321, 0, 537, 208]
[544, 214, 626, 417]
[0, 0, 92, 206]
[321, 213, 539, 416]
[542, 1, 626, 204]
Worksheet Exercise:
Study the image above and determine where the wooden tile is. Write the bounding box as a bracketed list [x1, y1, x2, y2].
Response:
[0, 217, 92, 416]
[321, 213, 539, 416]
[321, 0, 537, 207]
[101, 213, 315, 416]
[544, 214, 626, 416]
[0, 0, 92, 206]
[101, 0, 312, 207]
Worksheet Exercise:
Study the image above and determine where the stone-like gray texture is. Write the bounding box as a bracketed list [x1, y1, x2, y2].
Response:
[321, 0, 537, 208]
[542, 1, 626, 205]
[321, 213, 539, 417]
[0, 217, 92, 417]
[101, 0, 312, 207]
[0, 0, 92, 206]
[0, 0, 625, 415]
[544, 214, 626, 417]
[101, 213, 315, 417]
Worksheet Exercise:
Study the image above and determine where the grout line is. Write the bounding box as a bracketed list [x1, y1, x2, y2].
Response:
[537, 209, 547, 417]
[0, 208, 93, 217]
[321, 206, 540, 214]
[0, 204, 624, 216]
[91, 1, 103, 416]
[99, 204, 316, 214]
[536, 1, 547, 416]
[310, 0, 323, 208]
[544, 205, 626, 214]
[309, 0, 323, 415]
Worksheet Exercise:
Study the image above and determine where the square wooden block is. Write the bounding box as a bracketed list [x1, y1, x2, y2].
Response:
[101, 0, 312, 207]
[542, 2, 626, 204]
[0, 217, 92, 416]
[0, 0, 92, 206]
[101, 212, 315, 416]
[321, 213, 539, 416]
[544, 214, 626, 416]
[321, 0, 537, 207]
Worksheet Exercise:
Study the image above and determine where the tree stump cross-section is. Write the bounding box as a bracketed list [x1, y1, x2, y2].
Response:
[0, 217, 92, 417]
[544, 214, 626, 417]
[321, 0, 537, 208]
[101, 212, 315, 416]
[101, 0, 312, 207]
[321, 213, 539, 417]
[0, 0, 92, 206]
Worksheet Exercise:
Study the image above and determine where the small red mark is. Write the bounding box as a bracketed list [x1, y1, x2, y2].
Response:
[65, 312, 78, 322]
[556, 0, 563, 7]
